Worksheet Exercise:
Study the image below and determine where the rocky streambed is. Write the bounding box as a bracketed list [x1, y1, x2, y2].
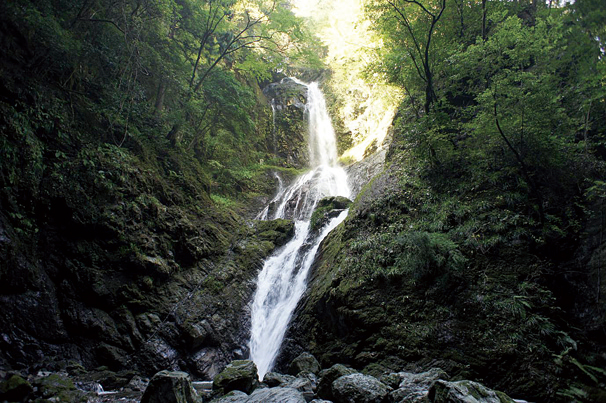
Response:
[0, 352, 521, 402]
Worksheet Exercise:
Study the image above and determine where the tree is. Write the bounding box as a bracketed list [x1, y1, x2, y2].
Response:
[369, 0, 447, 113]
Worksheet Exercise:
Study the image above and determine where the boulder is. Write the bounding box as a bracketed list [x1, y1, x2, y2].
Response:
[211, 387, 306, 403]
[125, 375, 149, 392]
[297, 371, 319, 393]
[388, 368, 448, 402]
[263, 371, 314, 402]
[332, 373, 391, 403]
[284, 377, 315, 402]
[317, 364, 357, 400]
[212, 390, 249, 403]
[263, 372, 296, 387]
[430, 380, 515, 403]
[141, 370, 197, 403]
[289, 352, 322, 375]
[247, 387, 307, 403]
[213, 360, 259, 395]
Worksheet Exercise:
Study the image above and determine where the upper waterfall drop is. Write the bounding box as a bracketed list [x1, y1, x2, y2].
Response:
[249, 79, 350, 378]
[306, 82, 339, 167]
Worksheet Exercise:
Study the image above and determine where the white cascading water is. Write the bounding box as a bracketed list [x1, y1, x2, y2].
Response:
[249, 80, 350, 378]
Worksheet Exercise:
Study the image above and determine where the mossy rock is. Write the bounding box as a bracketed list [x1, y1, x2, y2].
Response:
[288, 352, 321, 375]
[141, 370, 197, 403]
[213, 360, 259, 395]
[310, 197, 352, 231]
[317, 364, 357, 400]
[33, 373, 86, 402]
[430, 380, 515, 403]
[254, 219, 295, 247]
[0, 374, 33, 402]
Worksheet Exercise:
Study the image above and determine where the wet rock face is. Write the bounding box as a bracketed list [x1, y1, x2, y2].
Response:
[262, 78, 309, 169]
[0, 172, 295, 379]
[310, 196, 352, 231]
[263, 78, 308, 111]
[344, 147, 387, 199]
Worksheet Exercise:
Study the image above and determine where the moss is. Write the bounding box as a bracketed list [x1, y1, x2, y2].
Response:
[0, 374, 33, 401]
[202, 276, 225, 294]
[310, 196, 352, 231]
[289, 145, 590, 401]
[34, 374, 86, 402]
[213, 360, 259, 395]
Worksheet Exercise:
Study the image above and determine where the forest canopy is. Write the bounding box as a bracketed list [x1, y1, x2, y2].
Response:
[1, 0, 325, 201]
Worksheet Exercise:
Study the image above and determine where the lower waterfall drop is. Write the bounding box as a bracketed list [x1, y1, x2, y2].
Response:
[249, 80, 350, 378]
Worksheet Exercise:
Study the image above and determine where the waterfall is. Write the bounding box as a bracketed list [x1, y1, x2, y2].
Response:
[249, 80, 350, 378]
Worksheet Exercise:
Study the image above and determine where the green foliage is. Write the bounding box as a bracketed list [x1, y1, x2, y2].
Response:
[348, 229, 465, 283]
[211, 194, 237, 208]
[0, 0, 324, 209]
[375, 1, 605, 250]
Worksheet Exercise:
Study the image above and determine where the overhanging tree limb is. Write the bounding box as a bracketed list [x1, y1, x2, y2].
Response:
[386, 0, 445, 113]
[78, 18, 125, 34]
[192, 11, 269, 94]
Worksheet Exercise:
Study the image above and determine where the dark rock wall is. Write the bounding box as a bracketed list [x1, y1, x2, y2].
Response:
[0, 72, 298, 380]
[262, 78, 309, 169]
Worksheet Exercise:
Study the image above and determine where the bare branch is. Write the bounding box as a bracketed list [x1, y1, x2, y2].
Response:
[401, 0, 435, 18]
[78, 18, 124, 34]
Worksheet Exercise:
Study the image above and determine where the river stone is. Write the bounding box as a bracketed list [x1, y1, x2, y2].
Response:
[289, 352, 321, 375]
[388, 368, 449, 402]
[317, 364, 357, 400]
[430, 380, 515, 403]
[213, 360, 259, 395]
[332, 373, 391, 403]
[297, 371, 319, 392]
[141, 370, 197, 403]
[212, 390, 248, 402]
[263, 372, 296, 387]
[285, 377, 315, 402]
[247, 387, 307, 403]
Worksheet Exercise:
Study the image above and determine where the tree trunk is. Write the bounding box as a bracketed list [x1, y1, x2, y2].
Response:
[482, 0, 487, 41]
[154, 79, 166, 115]
[167, 123, 181, 147]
